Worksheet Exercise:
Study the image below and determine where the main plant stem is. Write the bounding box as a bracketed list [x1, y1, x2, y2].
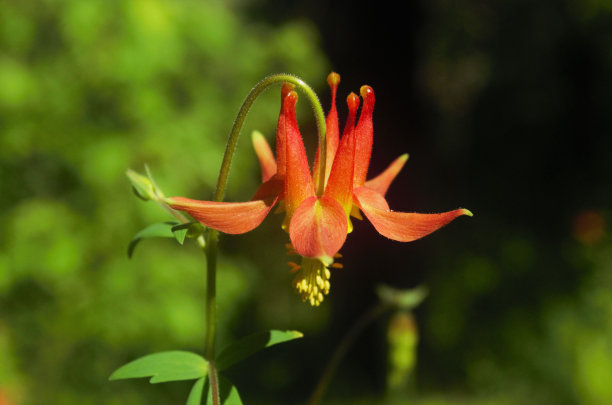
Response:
[203, 74, 327, 405]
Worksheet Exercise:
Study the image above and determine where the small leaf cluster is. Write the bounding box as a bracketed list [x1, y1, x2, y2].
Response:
[109, 330, 303, 404]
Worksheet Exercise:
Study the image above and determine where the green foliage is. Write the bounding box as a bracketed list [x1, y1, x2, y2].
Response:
[0, 0, 328, 403]
[187, 377, 206, 405]
[110, 351, 208, 383]
[216, 330, 303, 371]
[171, 222, 204, 244]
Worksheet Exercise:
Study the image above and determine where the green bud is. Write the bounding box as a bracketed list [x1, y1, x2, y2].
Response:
[387, 311, 418, 388]
[126, 169, 157, 201]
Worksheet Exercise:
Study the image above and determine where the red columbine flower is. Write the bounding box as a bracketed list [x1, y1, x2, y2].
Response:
[167, 73, 472, 306]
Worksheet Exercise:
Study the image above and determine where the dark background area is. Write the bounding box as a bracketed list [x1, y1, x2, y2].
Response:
[239, 0, 612, 403]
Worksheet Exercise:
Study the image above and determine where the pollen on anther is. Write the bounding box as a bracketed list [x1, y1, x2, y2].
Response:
[324, 267, 331, 279]
[333, 253, 343, 259]
[331, 263, 344, 269]
[291, 258, 335, 306]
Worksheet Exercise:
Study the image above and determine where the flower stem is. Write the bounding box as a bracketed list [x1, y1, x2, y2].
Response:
[203, 74, 327, 405]
[214, 73, 328, 202]
[307, 303, 391, 405]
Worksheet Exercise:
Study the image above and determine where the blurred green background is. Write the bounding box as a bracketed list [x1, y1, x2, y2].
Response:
[1, 0, 611, 404]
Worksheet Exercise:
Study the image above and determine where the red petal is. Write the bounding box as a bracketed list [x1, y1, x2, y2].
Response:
[313, 72, 341, 187]
[364, 154, 408, 196]
[284, 90, 315, 219]
[275, 83, 295, 179]
[167, 196, 279, 234]
[289, 196, 348, 262]
[353, 85, 375, 188]
[324, 92, 360, 215]
[353, 187, 472, 242]
[252, 131, 277, 182]
[252, 176, 283, 201]
[341, 92, 359, 139]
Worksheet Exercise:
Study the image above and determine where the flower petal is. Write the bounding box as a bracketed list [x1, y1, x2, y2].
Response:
[353, 187, 472, 242]
[251, 177, 283, 201]
[353, 186, 389, 210]
[353, 85, 375, 188]
[275, 83, 295, 179]
[364, 154, 409, 196]
[313, 72, 341, 188]
[289, 195, 348, 263]
[325, 92, 360, 215]
[167, 196, 279, 234]
[251, 130, 277, 182]
[284, 90, 315, 220]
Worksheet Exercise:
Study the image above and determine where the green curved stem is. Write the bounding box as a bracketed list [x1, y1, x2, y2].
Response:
[203, 74, 327, 405]
[213, 73, 328, 201]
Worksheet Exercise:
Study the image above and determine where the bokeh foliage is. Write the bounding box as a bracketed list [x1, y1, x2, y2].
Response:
[0, 1, 327, 403]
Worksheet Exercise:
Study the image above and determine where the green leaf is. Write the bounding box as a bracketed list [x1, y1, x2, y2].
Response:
[127, 221, 180, 258]
[216, 330, 303, 371]
[187, 377, 206, 405]
[109, 351, 208, 384]
[376, 284, 429, 310]
[205, 375, 243, 405]
[171, 222, 204, 244]
[172, 225, 189, 245]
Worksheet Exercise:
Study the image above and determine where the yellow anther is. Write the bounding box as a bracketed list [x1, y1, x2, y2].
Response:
[324, 267, 331, 279]
[334, 253, 343, 258]
[331, 263, 343, 269]
[291, 257, 334, 306]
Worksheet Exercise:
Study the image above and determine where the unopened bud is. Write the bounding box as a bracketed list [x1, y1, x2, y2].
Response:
[126, 169, 157, 201]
